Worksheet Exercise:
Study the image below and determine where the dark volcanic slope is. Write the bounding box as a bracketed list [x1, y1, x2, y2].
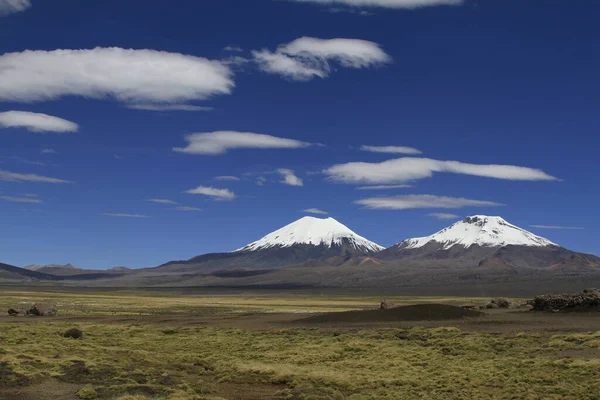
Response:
[0, 262, 59, 281]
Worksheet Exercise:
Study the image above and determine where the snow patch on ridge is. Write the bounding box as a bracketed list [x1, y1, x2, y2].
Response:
[400, 215, 558, 250]
[236, 216, 384, 253]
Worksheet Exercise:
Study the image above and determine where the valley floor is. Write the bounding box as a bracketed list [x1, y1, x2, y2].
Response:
[0, 287, 599, 400]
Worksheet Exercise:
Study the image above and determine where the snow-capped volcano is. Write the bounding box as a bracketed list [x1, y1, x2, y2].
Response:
[398, 215, 557, 250]
[236, 216, 384, 253]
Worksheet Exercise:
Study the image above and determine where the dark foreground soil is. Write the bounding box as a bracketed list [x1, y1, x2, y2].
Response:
[298, 304, 483, 324]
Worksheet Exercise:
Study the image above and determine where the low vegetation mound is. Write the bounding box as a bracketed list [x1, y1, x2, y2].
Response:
[530, 288, 600, 312]
[63, 328, 84, 339]
[300, 304, 483, 324]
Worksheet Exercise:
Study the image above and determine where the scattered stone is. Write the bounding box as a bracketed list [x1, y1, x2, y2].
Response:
[461, 305, 478, 310]
[63, 328, 84, 339]
[530, 289, 600, 312]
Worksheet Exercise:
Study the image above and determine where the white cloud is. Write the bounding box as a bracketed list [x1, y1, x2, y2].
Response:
[303, 208, 328, 215]
[287, 0, 463, 9]
[126, 104, 214, 112]
[174, 206, 203, 212]
[356, 184, 412, 190]
[0, 170, 70, 183]
[325, 157, 558, 184]
[277, 169, 304, 186]
[0, 0, 30, 16]
[0, 195, 42, 204]
[214, 176, 240, 181]
[103, 213, 150, 218]
[0, 111, 79, 133]
[23, 193, 38, 197]
[173, 131, 311, 155]
[147, 198, 178, 205]
[428, 212, 460, 220]
[0, 156, 46, 166]
[361, 145, 422, 155]
[530, 225, 584, 230]
[256, 177, 267, 186]
[253, 37, 391, 81]
[356, 194, 503, 210]
[41, 149, 56, 154]
[0, 47, 233, 105]
[184, 185, 236, 201]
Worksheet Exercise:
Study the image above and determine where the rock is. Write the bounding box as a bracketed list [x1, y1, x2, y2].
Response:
[28, 303, 57, 316]
[530, 289, 600, 312]
[63, 328, 84, 339]
[490, 298, 512, 308]
[461, 305, 478, 310]
[7, 308, 19, 316]
[380, 300, 394, 310]
[485, 302, 499, 309]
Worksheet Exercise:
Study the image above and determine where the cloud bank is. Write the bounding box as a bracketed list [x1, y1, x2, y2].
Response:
[0, 111, 79, 133]
[277, 169, 304, 186]
[0, 0, 31, 16]
[174, 131, 311, 155]
[0, 47, 233, 105]
[356, 194, 503, 210]
[325, 157, 558, 184]
[253, 37, 391, 81]
[0, 170, 70, 183]
[184, 186, 236, 201]
[287, 0, 463, 9]
[361, 145, 422, 155]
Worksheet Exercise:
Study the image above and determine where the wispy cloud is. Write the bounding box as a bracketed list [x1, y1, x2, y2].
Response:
[286, 0, 464, 9]
[126, 104, 214, 112]
[0, 48, 233, 106]
[173, 131, 311, 155]
[361, 145, 422, 155]
[530, 225, 584, 230]
[0, 156, 46, 166]
[41, 149, 57, 154]
[214, 175, 240, 181]
[147, 198, 178, 205]
[256, 177, 267, 186]
[184, 185, 236, 201]
[356, 184, 412, 190]
[174, 206, 203, 212]
[0, 0, 31, 16]
[0, 195, 42, 204]
[325, 157, 558, 184]
[303, 208, 328, 215]
[103, 213, 150, 218]
[428, 212, 460, 220]
[0, 170, 70, 183]
[224, 45, 243, 52]
[356, 194, 503, 210]
[0, 111, 78, 133]
[277, 169, 304, 186]
[252, 37, 391, 81]
[23, 193, 38, 197]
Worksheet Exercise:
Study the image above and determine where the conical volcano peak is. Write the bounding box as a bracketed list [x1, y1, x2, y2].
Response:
[399, 215, 558, 250]
[235, 216, 384, 253]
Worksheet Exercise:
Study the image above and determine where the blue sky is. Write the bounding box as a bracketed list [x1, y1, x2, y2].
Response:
[0, 0, 598, 269]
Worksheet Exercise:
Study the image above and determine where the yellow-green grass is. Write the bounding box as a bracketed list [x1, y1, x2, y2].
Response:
[1, 289, 598, 400]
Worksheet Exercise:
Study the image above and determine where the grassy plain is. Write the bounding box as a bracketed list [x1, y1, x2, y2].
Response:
[1, 287, 599, 400]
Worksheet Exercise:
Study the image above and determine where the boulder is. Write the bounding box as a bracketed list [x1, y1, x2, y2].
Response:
[28, 303, 57, 316]
[490, 298, 512, 308]
[380, 300, 394, 310]
[7, 308, 19, 316]
[63, 328, 84, 339]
